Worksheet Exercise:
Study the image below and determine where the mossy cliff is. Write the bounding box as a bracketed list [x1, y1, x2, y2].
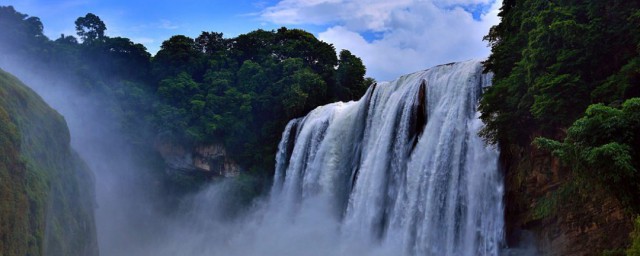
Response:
[0, 68, 98, 255]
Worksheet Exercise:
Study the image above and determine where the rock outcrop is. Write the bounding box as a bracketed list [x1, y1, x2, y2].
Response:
[155, 141, 240, 177]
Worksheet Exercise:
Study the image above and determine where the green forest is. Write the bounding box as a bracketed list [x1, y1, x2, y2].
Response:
[0, 6, 372, 178]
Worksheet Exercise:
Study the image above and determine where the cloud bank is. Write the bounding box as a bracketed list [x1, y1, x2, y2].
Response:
[261, 0, 501, 81]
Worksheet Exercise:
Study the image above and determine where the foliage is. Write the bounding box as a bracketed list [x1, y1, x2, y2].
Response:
[0, 6, 49, 58]
[75, 13, 106, 43]
[336, 49, 369, 100]
[534, 98, 640, 209]
[153, 35, 203, 79]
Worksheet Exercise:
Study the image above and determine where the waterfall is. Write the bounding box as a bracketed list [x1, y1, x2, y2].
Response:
[270, 60, 503, 255]
[74, 60, 504, 256]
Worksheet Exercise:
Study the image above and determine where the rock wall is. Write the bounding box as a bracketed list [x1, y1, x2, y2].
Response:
[503, 144, 634, 255]
[155, 141, 240, 177]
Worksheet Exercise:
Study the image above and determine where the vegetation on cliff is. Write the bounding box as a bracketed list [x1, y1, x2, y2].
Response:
[0, 69, 97, 255]
[481, 0, 640, 253]
[482, 0, 640, 197]
[535, 98, 640, 209]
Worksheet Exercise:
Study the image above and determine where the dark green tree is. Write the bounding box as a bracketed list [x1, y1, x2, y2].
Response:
[100, 37, 151, 82]
[75, 13, 106, 43]
[196, 31, 226, 55]
[153, 35, 203, 80]
[336, 49, 367, 101]
[276, 58, 327, 117]
[55, 34, 78, 45]
[154, 72, 204, 141]
[0, 6, 49, 57]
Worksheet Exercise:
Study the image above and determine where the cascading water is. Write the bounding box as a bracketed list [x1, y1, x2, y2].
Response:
[34, 59, 502, 256]
[269, 59, 503, 255]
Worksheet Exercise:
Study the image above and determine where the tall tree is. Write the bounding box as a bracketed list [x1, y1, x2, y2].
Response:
[75, 13, 106, 43]
[153, 35, 203, 80]
[195, 32, 226, 55]
[336, 49, 367, 101]
[0, 6, 48, 56]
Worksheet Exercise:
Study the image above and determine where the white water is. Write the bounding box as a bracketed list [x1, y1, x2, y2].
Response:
[266, 59, 503, 255]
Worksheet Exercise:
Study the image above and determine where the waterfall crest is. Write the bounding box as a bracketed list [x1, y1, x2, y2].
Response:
[270, 60, 503, 255]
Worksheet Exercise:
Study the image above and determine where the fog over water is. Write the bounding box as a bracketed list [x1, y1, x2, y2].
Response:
[1, 58, 507, 255]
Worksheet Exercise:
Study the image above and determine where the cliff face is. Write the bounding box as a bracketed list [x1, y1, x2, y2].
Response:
[155, 141, 240, 177]
[0, 69, 98, 256]
[503, 144, 634, 255]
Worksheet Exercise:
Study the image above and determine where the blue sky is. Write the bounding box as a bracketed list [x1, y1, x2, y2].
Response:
[2, 0, 501, 81]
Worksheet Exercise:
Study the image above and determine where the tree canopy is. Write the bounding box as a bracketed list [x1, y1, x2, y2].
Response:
[75, 13, 106, 43]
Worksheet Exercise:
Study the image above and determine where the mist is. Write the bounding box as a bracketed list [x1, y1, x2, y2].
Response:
[0, 44, 508, 256]
[0, 53, 168, 254]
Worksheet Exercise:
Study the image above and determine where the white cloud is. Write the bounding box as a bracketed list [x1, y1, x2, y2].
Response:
[260, 0, 502, 81]
[261, 0, 415, 31]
